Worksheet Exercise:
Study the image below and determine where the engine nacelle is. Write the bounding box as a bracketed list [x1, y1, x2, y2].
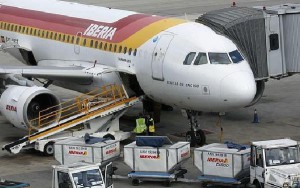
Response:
[0, 85, 61, 130]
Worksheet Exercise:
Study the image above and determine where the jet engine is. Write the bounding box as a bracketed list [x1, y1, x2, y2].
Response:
[0, 85, 61, 130]
[246, 80, 266, 107]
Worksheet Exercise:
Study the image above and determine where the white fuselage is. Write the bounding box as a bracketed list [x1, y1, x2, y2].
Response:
[0, 0, 257, 112]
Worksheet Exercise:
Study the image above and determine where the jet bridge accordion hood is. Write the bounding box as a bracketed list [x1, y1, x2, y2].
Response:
[196, 7, 269, 80]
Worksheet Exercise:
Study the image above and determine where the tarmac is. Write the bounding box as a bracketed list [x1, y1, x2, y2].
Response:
[1, 0, 300, 187]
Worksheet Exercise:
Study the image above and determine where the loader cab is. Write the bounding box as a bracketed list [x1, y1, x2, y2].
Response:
[52, 162, 113, 188]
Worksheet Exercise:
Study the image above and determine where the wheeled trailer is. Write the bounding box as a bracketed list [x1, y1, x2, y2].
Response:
[124, 136, 190, 186]
[128, 169, 187, 186]
[194, 143, 251, 188]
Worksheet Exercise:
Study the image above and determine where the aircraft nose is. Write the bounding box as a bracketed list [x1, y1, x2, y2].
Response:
[220, 72, 256, 107]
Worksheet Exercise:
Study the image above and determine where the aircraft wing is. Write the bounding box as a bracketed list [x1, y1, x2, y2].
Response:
[0, 60, 134, 85]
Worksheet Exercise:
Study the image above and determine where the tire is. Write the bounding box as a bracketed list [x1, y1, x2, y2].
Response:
[163, 180, 171, 187]
[103, 134, 115, 140]
[254, 181, 263, 188]
[186, 131, 196, 147]
[132, 179, 139, 186]
[195, 130, 206, 146]
[43, 142, 54, 156]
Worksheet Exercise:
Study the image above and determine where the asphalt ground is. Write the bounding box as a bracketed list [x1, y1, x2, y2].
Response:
[1, 0, 300, 187]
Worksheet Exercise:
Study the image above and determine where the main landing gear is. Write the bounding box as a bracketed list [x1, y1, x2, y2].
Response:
[185, 110, 206, 147]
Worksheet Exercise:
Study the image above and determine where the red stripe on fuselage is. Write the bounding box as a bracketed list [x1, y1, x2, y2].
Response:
[0, 5, 165, 43]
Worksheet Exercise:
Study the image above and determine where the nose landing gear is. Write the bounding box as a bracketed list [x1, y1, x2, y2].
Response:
[185, 110, 206, 147]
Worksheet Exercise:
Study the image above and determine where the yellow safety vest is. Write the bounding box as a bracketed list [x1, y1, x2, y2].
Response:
[133, 118, 147, 134]
[148, 118, 155, 133]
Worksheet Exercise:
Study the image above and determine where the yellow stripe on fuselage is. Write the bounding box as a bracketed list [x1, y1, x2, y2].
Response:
[0, 18, 186, 53]
[119, 18, 186, 48]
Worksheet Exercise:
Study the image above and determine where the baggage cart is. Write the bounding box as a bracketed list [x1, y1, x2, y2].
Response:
[124, 136, 190, 186]
[54, 135, 120, 167]
[194, 143, 250, 187]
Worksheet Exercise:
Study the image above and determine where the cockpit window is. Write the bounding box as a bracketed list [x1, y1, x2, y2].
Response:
[194, 52, 208, 65]
[208, 53, 231, 64]
[183, 52, 196, 65]
[229, 50, 244, 63]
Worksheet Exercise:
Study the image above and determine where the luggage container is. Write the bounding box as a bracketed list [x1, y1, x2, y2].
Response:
[194, 143, 250, 187]
[54, 135, 120, 166]
[124, 136, 189, 186]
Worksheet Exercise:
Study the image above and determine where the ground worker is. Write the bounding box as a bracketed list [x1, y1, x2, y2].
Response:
[147, 115, 155, 136]
[133, 113, 147, 135]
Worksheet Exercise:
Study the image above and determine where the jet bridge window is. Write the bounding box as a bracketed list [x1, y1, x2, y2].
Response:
[208, 53, 231, 64]
[229, 50, 244, 63]
[194, 52, 208, 65]
[183, 52, 196, 65]
[269, 34, 279, 51]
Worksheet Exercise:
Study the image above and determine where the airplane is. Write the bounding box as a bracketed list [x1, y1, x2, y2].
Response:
[0, 0, 260, 146]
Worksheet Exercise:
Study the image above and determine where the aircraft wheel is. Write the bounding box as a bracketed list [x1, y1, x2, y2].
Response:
[186, 131, 196, 147]
[43, 142, 54, 156]
[195, 130, 206, 146]
[132, 179, 140, 186]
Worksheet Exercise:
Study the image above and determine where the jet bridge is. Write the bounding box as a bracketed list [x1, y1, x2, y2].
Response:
[2, 84, 139, 154]
[197, 4, 300, 80]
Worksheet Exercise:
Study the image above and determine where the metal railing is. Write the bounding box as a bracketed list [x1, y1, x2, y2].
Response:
[28, 84, 127, 136]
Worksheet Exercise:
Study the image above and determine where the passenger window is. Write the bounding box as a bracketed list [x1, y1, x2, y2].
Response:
[99, 42, 103, 49]
[41, 31, 44, 37]
[114, 45, 117, 52]
[104, 43, 107, 50]
[119, 46, 122, 53]
[19, 26, 22, 32]
[124, 47, 127, 54]
[62, 35, 65, 42]
[229, 50, 244, 63]
[90, 40, 94, 47]
[71, 36, 74, 43]
[183, 52, 196, 65]
[83, 39, 86, 46]
[133, 49, 137, 56]
[7, 24, 10, 30]
[208, 53, 231, 64]
[10, 24, 13, 31]
[58, 34, 61, 41]
[54, 33, 57, 40]
[50, 32, 53, 39]
[23, 27, 26, 33]
[194, 52, 208, 65]
[34, 29, 37, 36]
[38, 30, 41, 36]
[109, 44, 112, 51]
[76, 37, 80, 44]
[129, 48, 132, 55]
[270, 34, 279, 51]
[95, 41, 98, 48]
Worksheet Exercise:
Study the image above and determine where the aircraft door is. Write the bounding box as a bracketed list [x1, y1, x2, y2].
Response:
[74, 32, 82, 54]
[151, 34, 174, 81]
